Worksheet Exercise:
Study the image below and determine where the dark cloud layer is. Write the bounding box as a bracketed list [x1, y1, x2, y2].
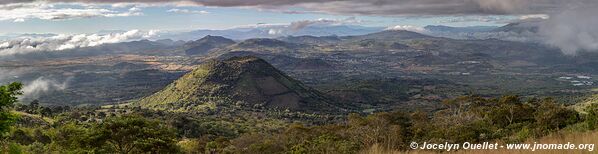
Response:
[1, 0, 594, 15]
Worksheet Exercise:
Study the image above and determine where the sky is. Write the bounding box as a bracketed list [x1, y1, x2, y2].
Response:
[0, 0, 597, 55]
[0, 1, 522, 34]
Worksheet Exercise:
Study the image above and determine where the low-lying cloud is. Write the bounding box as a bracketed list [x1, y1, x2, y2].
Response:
[22, 77, 69, 99]
[0, 29, 159, 56]
[539, 7, 598, 55]
[386, 25, 428, 33]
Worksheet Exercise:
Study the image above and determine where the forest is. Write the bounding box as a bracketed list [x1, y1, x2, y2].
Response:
[2, 82, 597, 153]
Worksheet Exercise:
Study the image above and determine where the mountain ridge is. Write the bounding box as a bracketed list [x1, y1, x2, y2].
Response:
[181, 35, 236, 55]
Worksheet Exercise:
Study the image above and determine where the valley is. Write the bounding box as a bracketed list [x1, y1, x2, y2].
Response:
[1, 27, 598, 154]
[1, 30, 595, 112]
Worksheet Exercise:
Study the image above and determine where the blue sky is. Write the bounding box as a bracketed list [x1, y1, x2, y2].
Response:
[0, 4, 514, 34]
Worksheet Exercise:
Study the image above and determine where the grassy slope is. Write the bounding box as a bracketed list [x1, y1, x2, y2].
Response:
[135, 61, 219, 111]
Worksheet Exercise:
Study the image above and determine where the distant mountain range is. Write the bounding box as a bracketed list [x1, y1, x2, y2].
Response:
[1, 23, 541, 44]
[492, 22, 540, 33]
[423, 22, 540, 34]
[158, 25, 384, 41]
[159, 22, 543, 42]
[423, 22, 541, 41]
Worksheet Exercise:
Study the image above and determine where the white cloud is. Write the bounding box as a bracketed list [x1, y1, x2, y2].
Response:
[385, 25, 428, 33]
[13, 18, 25, 22]
[268, 29, 283, 35]
[22, 77, 69, 99]
[0, 29, 159, 56]
[128, 6, 141, 12]
[167, 8, 209, 14]
[519, 14, 549, 20]
[0, 2, 142, 22]
[231, 23, 287, 29]
[111, 3, 137, 8]
[539, 7, 598, 55]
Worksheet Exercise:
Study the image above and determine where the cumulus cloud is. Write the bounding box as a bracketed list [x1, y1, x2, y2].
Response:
[0, 2, 142, 22]
[167, 8, 209, 14]
[0, 29, 159, 56]
[21, 77, 69, 99]
[385, 25, 428, 33]
[268, 29, 283, 35]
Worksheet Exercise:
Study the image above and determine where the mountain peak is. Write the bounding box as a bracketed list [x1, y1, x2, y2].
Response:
[137, 56, 344, 113]
[181, 35, 235, 55]
[199, 35, 232, 42]
[494, 21, 540, 33]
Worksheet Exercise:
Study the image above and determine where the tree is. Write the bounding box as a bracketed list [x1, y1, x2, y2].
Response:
[534, 99, 578, 132]
[54, 122, 91, 152]
[28, 100, 40, 114]
[347, 112, 410, 150]
[585, 104, 598, 130]
[89, 115, 180, 154]
[0, 82, 22, 138]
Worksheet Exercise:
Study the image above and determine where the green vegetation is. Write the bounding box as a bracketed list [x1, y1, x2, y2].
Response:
[221, 95, 589, 153]
[2, 28, 598, 154]
[0, 82, 22, 138]
[136, 56, 341, 114]
[4, 89, 598, 153]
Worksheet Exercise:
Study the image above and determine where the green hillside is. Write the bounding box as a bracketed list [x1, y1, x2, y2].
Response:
[136, 56, 345, 113]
